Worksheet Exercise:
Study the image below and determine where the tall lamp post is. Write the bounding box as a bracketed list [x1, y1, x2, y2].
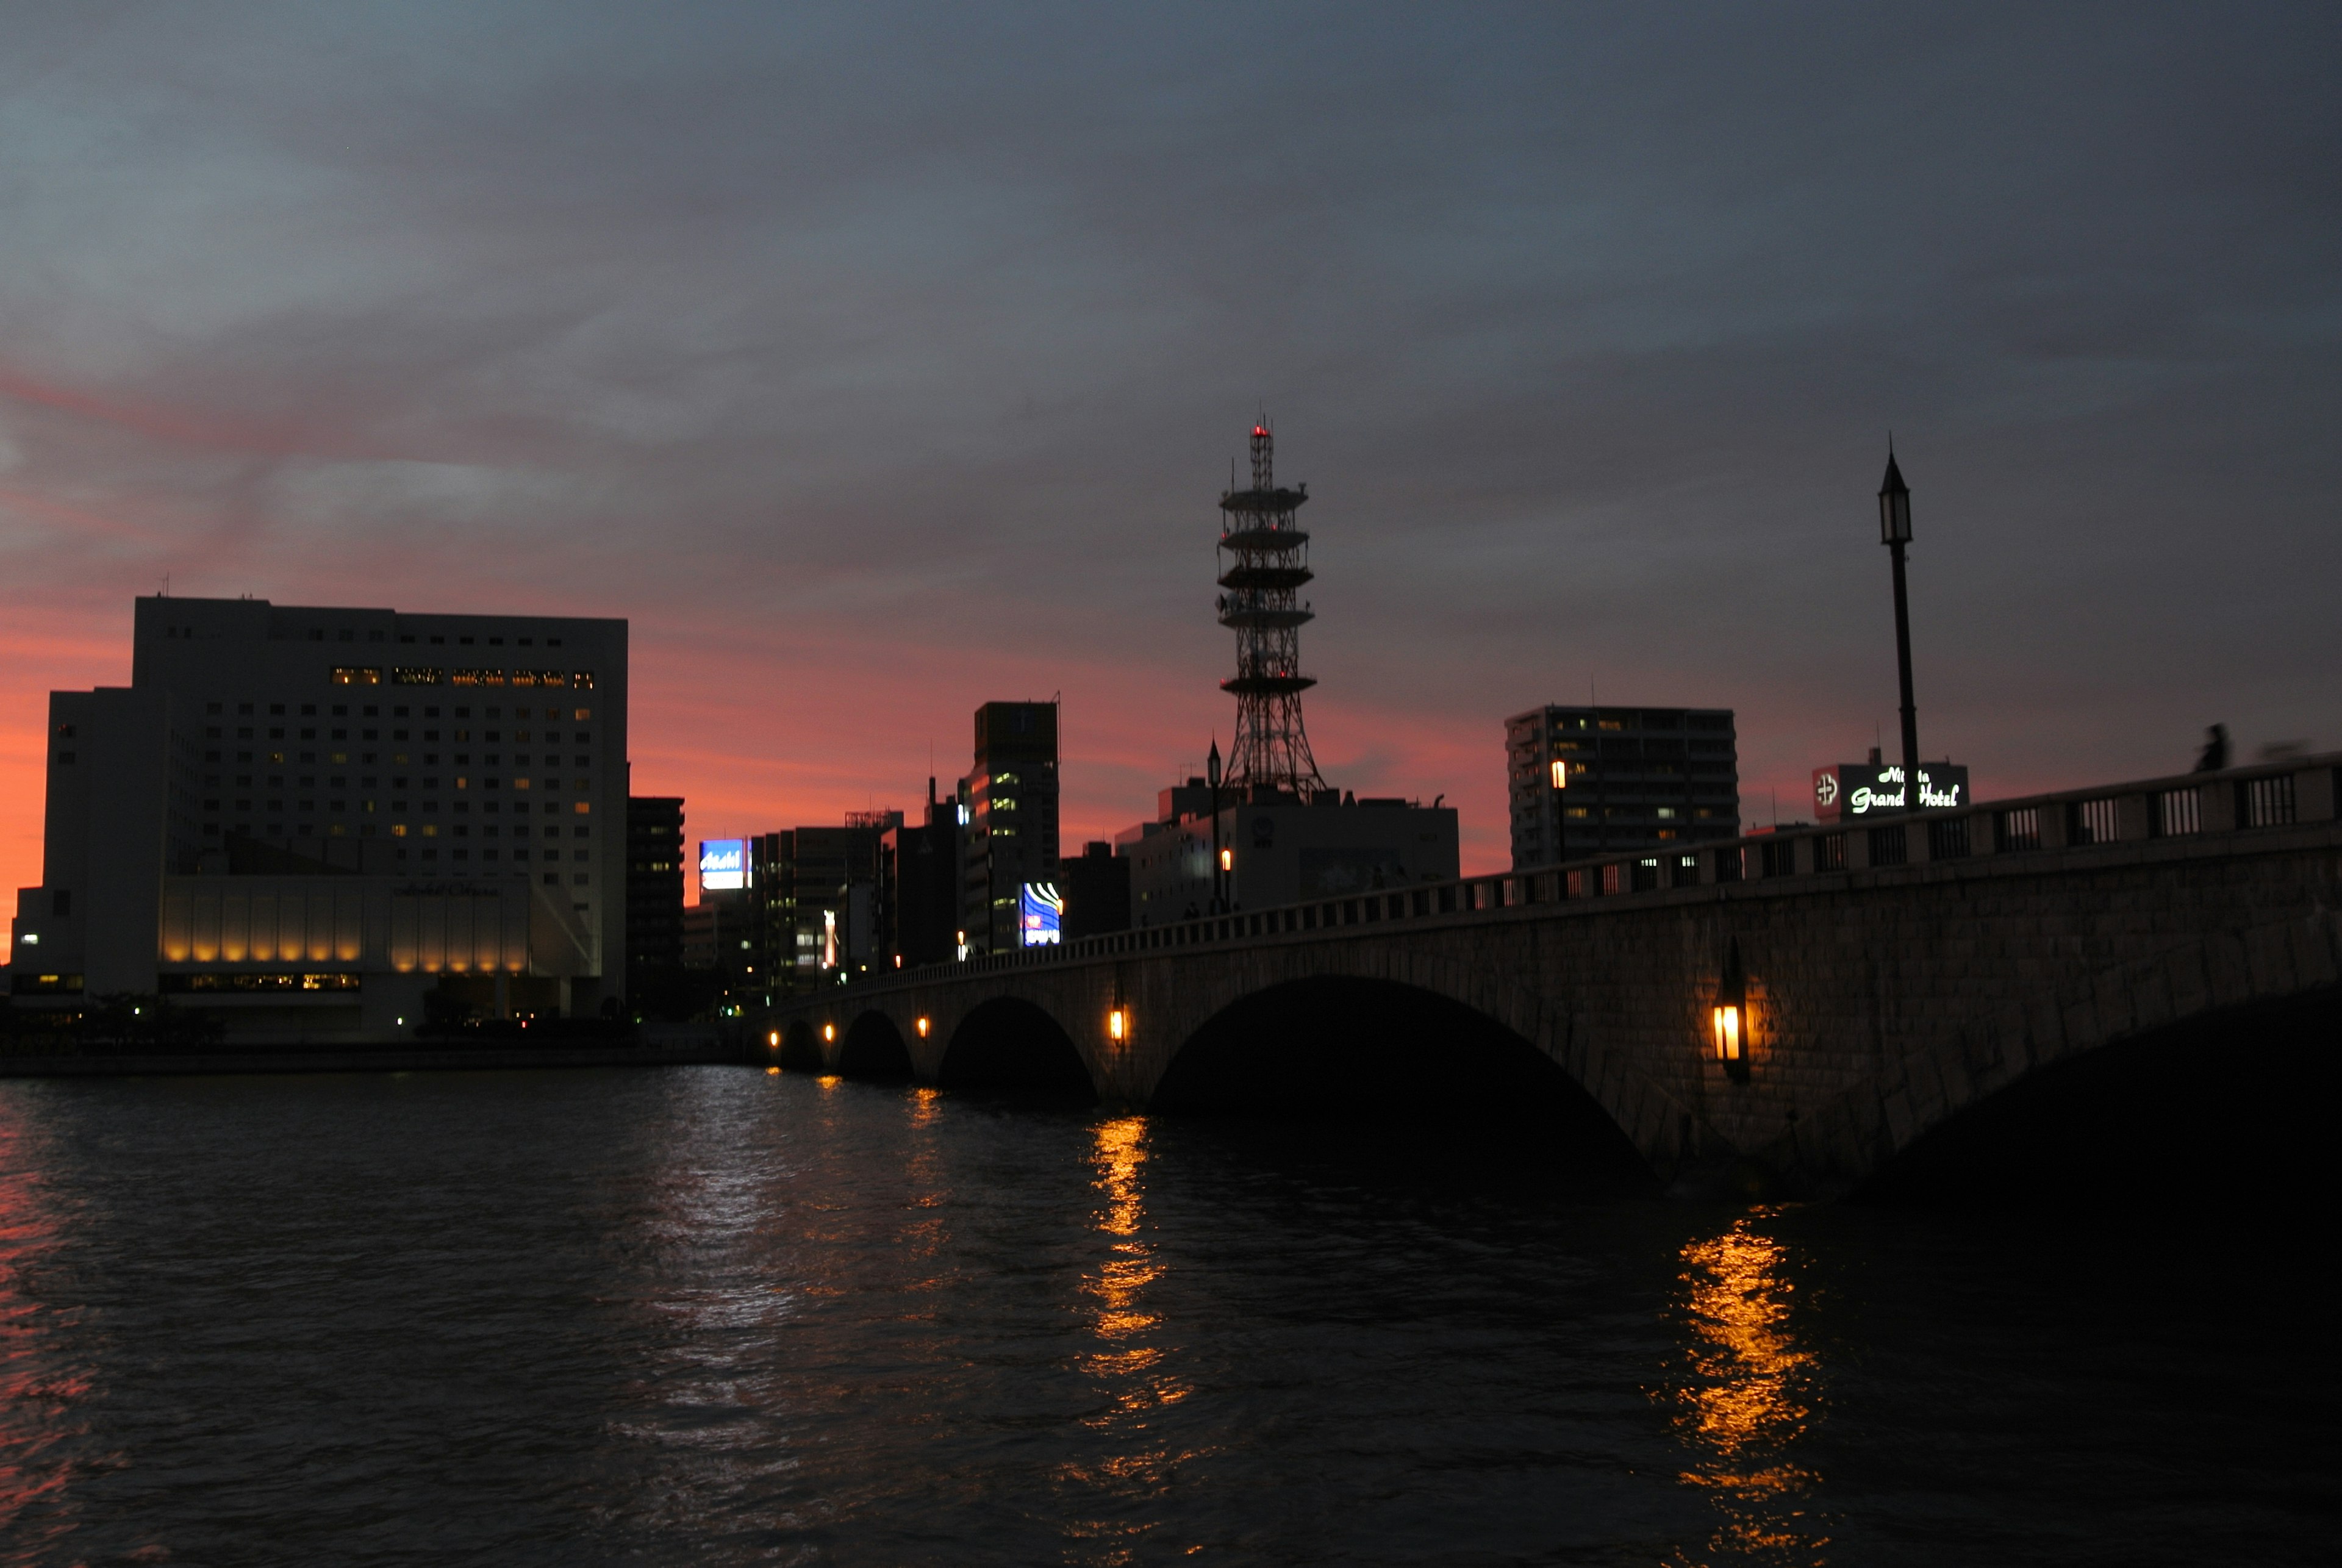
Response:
[1550, 754, 1569, 864]
[1207, 739, 1226, 914]
[1878, 448, 1920, 798]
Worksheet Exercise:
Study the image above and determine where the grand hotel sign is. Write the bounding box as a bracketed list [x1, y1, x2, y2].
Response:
[1813, 762, 1969, 823]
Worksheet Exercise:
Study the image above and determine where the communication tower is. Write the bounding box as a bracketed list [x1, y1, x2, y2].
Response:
[1216, 421, 1327, 797]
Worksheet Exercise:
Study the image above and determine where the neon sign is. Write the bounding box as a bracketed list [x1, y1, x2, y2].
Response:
[698, 838, 748, 890]
[1813, 763, 1969, 822]
[1019, 882, 1063, 947]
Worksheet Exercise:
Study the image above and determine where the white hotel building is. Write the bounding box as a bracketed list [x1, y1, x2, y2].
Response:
[7, 596, 628, 1039]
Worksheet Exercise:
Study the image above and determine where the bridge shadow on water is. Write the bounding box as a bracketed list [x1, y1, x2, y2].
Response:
[1153, 976, 1655, 1189]
[1860, 986, 2342, 1208]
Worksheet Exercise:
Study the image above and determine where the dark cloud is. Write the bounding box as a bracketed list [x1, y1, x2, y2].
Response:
[2, 1, 2338, 887]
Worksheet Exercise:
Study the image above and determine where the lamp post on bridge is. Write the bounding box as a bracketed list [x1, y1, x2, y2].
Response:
[1550, 753, 1569, 864]
[1878, 446, 1921, 801]
[1208, 739, 1227, 914]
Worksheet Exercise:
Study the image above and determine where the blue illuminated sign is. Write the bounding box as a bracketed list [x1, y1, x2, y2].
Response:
[1019, 882, 1063, 947]
[698, 838, 749, 891]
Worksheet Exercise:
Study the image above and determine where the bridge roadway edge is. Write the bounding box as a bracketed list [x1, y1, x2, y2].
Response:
[770, 820, 2342, 1195]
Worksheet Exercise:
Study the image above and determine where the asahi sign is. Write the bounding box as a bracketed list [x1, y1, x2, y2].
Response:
[1813, 762, 1969, 823]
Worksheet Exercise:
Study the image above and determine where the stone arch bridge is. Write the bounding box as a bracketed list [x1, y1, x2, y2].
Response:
[766, 756, 2342, 1195]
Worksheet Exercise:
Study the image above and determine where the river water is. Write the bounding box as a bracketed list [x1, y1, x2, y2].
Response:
[0, 1067, 2329, 1566]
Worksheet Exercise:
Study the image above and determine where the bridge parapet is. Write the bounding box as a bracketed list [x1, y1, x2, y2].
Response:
[767, 755, 2342, 1197]
[836, 753, 2342, 985]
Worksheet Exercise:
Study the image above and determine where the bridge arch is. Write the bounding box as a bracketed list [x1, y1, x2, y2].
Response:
[1154, 975, 1650, 1175]
[777, 1019, 825, 1072]
[840, 1009, 915, 1080]
[939, 995, 1096, 1101]
[1855, 984, 2342, 1203]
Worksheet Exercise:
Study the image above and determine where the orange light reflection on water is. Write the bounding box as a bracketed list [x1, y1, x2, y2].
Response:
[1663, 1210, 1830, 1566]
[1057, 1116, 1196, 1565]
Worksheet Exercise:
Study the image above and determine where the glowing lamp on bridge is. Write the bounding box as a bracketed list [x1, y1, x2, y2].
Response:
[767, 1030, 779, 1048]
[916, 1016, 931, 1038]
[1108, 1006, 1129, 1044]
[822, 1022, 836, 1043]
[1711, 941, 1751, 1084]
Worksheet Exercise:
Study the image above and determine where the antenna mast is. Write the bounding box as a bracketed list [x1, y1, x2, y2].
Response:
[1215, 420, 1327, 797]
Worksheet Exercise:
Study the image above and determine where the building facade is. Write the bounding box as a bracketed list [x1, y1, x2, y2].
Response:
[7, 596, 628, 1036]
[961, 701, 1059, 953]
[1119, 784, 1459, 926]
[1505, 705, 1739, 868]
[625, 795, 686, 995]
[880, 782, 962, 967]
[1057, 840, 1131, 941]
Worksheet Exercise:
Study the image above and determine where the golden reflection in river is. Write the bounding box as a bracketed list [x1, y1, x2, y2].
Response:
[1057, 1116, 1194, 1565]
[1663, 1209, 1829, 1567]
[894, 1087, 950, 1270]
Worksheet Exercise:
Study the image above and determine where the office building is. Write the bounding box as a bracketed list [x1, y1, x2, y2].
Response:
[1057, 840, 1131, 940]
[691, 814, 899, 1003]
[626, 796, 686, 996]
[1505, 705, 1739, 868]
[961, 701, 1059, 953]
[880, 781, 962, 967]
[6, 596, 627, 1037]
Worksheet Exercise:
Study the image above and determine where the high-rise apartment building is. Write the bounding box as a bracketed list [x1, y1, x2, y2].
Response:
[5, 596, 627, 1036]
[961, 701, 1059, 953]
[1505, 705, 1739, 868]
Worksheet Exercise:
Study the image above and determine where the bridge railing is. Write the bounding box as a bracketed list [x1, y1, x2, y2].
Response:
[829, 753, 2342, 993]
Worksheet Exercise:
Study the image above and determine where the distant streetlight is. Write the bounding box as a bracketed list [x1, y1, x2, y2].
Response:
[1878, 448, 1921, 798]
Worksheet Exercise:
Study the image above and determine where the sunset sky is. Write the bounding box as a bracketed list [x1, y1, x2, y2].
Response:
[4, 3, 2338, 926]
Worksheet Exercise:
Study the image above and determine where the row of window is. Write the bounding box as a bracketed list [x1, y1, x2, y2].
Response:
[203, 800, 592, 820]
[333, 666, 594, 690]
[207, 762, 588, 789]
[201, 753, 589, 776]
[213, 770, 583, 788]
[208, 701, 592, 721]
[204, 820, 587, 842]
[255, 628, 568, 648]
[207, 724, 589, 746]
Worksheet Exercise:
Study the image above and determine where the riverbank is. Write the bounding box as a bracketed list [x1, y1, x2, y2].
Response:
[0, 1028, 744, 1077]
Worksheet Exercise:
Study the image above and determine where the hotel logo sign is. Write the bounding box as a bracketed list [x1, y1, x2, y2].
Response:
[1813, 762, 1969, 823]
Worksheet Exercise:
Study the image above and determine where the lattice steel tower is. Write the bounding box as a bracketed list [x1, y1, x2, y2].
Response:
[1217, 421, 1327, 796]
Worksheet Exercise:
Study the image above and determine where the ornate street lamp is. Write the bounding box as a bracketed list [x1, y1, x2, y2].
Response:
[1879, 448, 1921, 796]
[1711, 940, 1750, 1084]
